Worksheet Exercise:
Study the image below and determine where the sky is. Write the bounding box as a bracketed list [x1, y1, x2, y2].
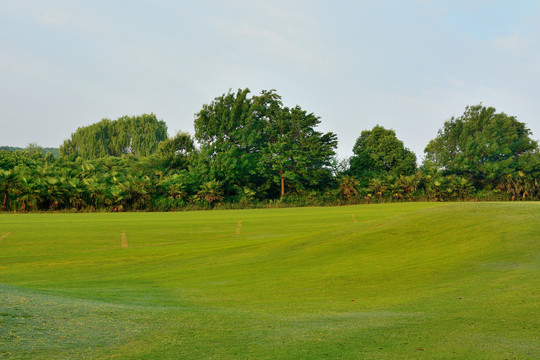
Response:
[1, 0, 539, 161]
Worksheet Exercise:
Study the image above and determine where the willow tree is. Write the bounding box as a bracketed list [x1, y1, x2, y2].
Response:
[60, 114, 167, 159]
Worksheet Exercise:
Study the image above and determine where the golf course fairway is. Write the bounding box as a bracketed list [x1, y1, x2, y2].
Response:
[1, 202, 538, 359]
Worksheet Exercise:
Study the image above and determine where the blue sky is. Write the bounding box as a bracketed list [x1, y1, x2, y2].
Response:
[1, 0, 539, 160]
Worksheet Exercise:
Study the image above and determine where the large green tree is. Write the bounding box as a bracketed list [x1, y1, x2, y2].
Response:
[424, 104, 538, 186]
[349, 125, 416, 180]
[193, 88, 337, 197]
[260, 105, 337, 196]
[60, 114, 167, 159]
[192, 88, 265, 195]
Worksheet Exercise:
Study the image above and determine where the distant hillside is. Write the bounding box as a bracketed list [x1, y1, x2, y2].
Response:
[0, 146, 60, 158]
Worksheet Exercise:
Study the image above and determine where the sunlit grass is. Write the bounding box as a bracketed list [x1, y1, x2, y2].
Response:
[1, 203, 538, 359]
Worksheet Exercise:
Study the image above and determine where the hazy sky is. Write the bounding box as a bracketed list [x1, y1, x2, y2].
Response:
[1, 0, 539, 161]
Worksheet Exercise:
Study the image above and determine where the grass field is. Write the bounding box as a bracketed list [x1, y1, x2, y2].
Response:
[0, 202, 539, 359]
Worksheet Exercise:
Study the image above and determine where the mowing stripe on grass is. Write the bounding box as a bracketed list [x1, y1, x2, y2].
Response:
[210, 233, 235, 240]
[137, 240, 185, 248]
[236, 221, 243, 234]
[0, 232, 12, 242]
[121, 230, 128, 248]
[0, 203, 539, 359]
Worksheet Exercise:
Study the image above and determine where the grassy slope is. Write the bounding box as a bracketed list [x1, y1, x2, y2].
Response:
[0, 203, 538, 359]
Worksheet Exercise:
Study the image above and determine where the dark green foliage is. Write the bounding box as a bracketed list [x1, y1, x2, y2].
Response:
[260, 103, 338, 196]
[153, 131, 196, 171]
[157, 131, 195, 158]
[0, 146, 23, 152]
[0, 147, 538, 212]
[0, 145, 59, 158]
[60, 114, 167, 159]
[350, 125, 416, 182]
[0, 169, 19, 210]
[424, 104, 538, 186]
[1, 99, 539, 212]
[193, 88, 262, 195]
[193, 88, 338, 197]
[0, 150, 42, 170]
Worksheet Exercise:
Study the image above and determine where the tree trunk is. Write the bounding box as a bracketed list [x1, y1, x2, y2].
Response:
[280, 171, 285, 197]
[2, 188, 8, 211]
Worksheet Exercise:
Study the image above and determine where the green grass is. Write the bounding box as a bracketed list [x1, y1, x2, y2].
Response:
[0, 202, 539, 359]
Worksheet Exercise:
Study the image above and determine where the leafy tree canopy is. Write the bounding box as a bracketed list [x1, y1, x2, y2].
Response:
[60, 113, 167, 159]
[156, 131, 196, 170]
[192, 88, 262, 194]
[350, 125, 416, 180]
[193, 88, 337, 196]
[259, 104, 338, 196]
[1, 145, 59, 158]
[424, 104, 538, 185]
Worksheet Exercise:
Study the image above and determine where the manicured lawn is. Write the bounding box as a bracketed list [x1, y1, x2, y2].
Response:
[1, 202, 539, 359]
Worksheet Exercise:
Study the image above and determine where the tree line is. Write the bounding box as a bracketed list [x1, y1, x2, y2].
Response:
[1, 89, 539, 212]
[0, 145, 59, 159]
